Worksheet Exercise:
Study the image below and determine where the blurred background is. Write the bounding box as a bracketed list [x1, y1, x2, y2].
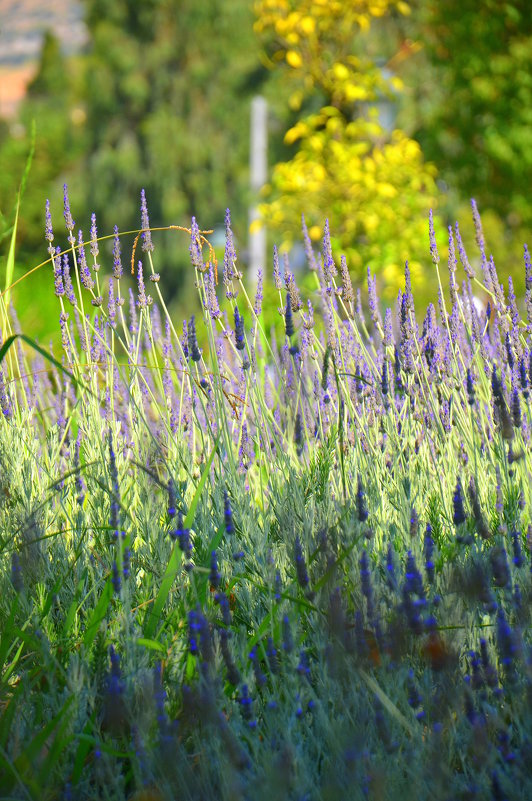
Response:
[1, 0, 531, 341]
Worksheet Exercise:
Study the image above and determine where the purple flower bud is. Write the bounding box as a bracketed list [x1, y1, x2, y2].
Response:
[112, 226, 123, 279]
[322, 219, 336, 282]
[296, 648, 311, 679]
[428, 209, 439, 265]
[282, 615, 293, 653]
[453, 476, 467, 526]
[294, 536, 309, 588]
[253, 266, 264, 316]
[274, 570, 282, 602]
[490, 546, 511, 588]
[209, 550, 221, 590]
[340, 254, 354, 304]
[112, 560, 121, 594]
[224, 490, 234, 536]
[53, 246, 64, 297]
[45, 199, 54, 248]
[466, 368, 475, 406]
[223, 209, 237, 296]
[424, 524, 435, 583]
[11, 552, 23, 593]
[140, 189, 154, 253]
[511, 530, 524, 568]
[239, 684, 256, 726]
[511, 387, 522, 428]
[187, 316, 201, 362]
[63, 184, 75, 244]
[359, 550, 374, 619]
[294, 412, 303, 456]
[356, 476, 369, 523]
[189, 217, 203, 270]
[496, 607, 521, 672]
[385, 542, 396, 590]
[77, 230, 94, 291]
[234, 305, 245, 351]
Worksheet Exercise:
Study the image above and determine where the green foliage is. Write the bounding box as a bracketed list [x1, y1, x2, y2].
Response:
[409, 0, 532, 226]
[81, 0, 268, 304]
[254, 0, 441, 297]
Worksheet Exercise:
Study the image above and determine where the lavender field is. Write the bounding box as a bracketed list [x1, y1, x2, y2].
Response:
[0, 189, 531, 800]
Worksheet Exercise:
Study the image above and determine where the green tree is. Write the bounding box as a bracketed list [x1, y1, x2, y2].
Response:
[81, 0, 270, 302]
[0, 31, 87, 338]
[406, 0, 532, 229]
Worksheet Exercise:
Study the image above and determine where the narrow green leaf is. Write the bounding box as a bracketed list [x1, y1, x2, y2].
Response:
[83, 579, 113, 649]
[358, 668, 416, 737]
[18, 119, 36, 201]
[4, 196, 19, 308]
[143, 543, 182, 639]
[183, 433, 220, 530]
[0, 596, 19, 669]
[1, 641, 24, 686]
[0, 334, 96, 400]
[136, 638, 166, 653]
[71, 716, 96, 785]
[247, 609, 275, 650]
[62, 574, 86, 638]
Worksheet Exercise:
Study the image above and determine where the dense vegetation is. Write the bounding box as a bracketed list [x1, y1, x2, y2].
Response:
[0, 192, 532, 799]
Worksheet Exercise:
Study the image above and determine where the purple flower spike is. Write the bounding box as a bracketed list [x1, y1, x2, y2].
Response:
[428, 209, 439, 265]
[453, 476, 467, 526]
[356, 476, 369, 523]
[189, 217, 203, 270]
[140, 189, 154, 253]
[45, 199, 54, 251]
[294, 536, 309, 588]
[63, 184, 75, 244]
[223, 208, 238, 297]
[112, 226, 123, 279]
[52, 246, 64, 297]
[524, 244, 532, 292]
[77, 230, 94, 291]
[90, 213, 99, 263]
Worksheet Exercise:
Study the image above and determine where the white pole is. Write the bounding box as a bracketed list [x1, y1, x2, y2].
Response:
[249, 95, 267, 286]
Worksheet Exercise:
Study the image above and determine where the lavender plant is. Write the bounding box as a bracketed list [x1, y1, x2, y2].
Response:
[0, 191, 532, 800]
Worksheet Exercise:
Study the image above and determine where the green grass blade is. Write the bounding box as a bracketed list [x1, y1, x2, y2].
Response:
[358, 668, 416, 737]
[83, 579, 113, 650]
[0, 334, 99, 405]
[136, 638, 166, 653]
[2, 122, 34, 306]
[143, 543, 183, 639]
[71, 718, 96, 785]
[4, 196, 19, 309]
[183, 433, 220, 530]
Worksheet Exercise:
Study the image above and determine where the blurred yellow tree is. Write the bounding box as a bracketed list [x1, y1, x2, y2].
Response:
[254, 0, 441, 296]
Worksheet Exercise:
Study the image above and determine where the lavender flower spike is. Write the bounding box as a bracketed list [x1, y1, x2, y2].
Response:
[45, 199, 54, 253]
[63, 184, 75, 244]
[189, 217, 203, 271]
[77, 230, 95, 291]
[112, 226, 123, 279]
[140, 189, 154, 253]
[428, 209, 439, 265]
